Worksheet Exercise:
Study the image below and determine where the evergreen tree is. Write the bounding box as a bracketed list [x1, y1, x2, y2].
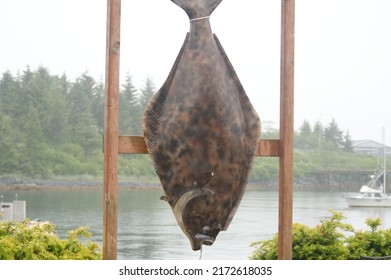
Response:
[67, 74, 100, 155]
[46, 74, 70, 145]
[0, 71, 23, 174]
[0, 71, 20, 117]
[119, 73, 139, 134]
[299, 120, 312, 137]
[313, 121, 323, 149]
[343, 131, 353, 152]
[32, 67, 68, 145]
[295, 120, 314, 149]
[324, 119, 343, 149]
[0, 115, 20, 173]
[137, 76, 156, 135]
[92, 79, 104, 134]
[139, 76, 156, 111]
[20, 102, 52, 176]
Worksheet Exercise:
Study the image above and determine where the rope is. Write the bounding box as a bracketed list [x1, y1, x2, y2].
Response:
[190, 15, 210, 22]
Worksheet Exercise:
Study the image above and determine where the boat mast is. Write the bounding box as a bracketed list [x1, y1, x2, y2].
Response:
[383, 127, 387, 193]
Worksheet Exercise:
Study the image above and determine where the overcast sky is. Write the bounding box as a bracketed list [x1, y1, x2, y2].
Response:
[1, 0, 390, 145]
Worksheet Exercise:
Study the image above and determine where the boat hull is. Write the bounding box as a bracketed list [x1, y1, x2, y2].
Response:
[343, 194, 391, 207]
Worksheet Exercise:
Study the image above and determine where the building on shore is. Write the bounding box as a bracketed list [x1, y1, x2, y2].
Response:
[352, 139, 391, 157]
[0, 195, 26, 222]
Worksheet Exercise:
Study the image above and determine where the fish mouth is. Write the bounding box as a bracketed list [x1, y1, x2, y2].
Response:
[191, 233, 215, 250]
[172, 188, 217, 251]
[195, 233, 215, 246]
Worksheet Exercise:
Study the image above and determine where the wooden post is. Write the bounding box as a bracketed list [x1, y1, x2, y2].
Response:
[103, 0, 121, 260]
[278, 0, 295, 260]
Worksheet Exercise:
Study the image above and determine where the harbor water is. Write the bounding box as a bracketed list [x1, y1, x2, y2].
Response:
[1, 188, 391, 260]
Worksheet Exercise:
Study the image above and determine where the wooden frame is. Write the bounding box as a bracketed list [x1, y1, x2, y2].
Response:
[103, 0, 294, 260]
[118, 136, 280, 157]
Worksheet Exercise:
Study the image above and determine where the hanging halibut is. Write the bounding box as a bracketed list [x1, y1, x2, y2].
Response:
[142, 0, 261, 251]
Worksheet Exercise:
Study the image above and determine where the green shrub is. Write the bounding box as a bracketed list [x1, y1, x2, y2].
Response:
[0, 220, 102, 260]
[250, 210, 391, 260]
[347, 218, 391, 259]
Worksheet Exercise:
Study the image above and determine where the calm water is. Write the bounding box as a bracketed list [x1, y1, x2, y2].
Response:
[1, 188, 391, 260]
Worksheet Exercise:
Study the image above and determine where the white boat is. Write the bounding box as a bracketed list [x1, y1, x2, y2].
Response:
[343, 169, 391, 207]
[343, 128, 391, 207]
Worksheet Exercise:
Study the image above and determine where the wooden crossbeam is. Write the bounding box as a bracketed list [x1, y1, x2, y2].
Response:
[117, 136, 280, 157]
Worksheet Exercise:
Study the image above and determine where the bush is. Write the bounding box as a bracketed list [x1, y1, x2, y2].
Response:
[0, 220, 102, 260]
[250, 210, 391, 260]
[347, 218, 391, 259]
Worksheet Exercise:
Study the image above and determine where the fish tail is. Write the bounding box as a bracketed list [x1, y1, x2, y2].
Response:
[171, 0, 223, 18]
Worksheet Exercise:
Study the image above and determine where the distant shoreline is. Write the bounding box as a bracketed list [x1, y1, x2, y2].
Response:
[0, 177, 273, 191]
[3, 169, 385, 192]
[0, 177, 359, 192]
[0, 180, 270, 191]
[0, 177, 162, 191]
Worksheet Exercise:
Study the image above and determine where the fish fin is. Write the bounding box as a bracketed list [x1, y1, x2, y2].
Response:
[214, 34, 261, 231]
[142, 33, 189, 162]
[160, 195, 170, 202]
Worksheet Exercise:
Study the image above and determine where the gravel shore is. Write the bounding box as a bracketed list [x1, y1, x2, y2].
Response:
[0, 177, 160, 190]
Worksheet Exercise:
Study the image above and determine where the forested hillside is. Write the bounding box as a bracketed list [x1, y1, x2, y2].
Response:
[0, 67, 153, 177]
[0, 67, 384, 182]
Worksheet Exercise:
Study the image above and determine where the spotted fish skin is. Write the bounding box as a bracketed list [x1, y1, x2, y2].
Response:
[142, 0, 261, 251]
